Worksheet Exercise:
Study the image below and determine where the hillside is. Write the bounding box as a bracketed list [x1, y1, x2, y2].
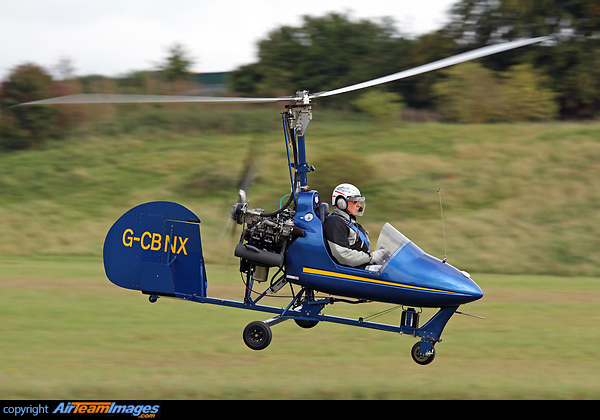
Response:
[0, 107, 598, 276]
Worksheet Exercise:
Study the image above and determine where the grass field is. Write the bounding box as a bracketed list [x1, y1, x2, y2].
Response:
[1, 256, 598, 399]
[1, 110, 599, 399]
[1, 111, 599, 275]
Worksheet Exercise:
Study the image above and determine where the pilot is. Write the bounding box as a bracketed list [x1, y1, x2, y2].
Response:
[324, 183, 385, 270]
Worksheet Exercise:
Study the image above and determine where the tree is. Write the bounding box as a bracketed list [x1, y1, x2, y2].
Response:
[433, 61, 558, 123]
[396, 31, 457, 109]
[443, 0, 600, 118]
[433, 62, 504, 123]
[352, 90, 405, 124]
[53, 56, 76, 81]
[158, 42, 194, 84]
[0, 64, 58, 149]
[229, 13, 414, 106]
[501, 63, 558, 121]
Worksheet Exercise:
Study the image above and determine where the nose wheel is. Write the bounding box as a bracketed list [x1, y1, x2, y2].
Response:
[242, 321, 272, 350]
[411, 341, 436, 365]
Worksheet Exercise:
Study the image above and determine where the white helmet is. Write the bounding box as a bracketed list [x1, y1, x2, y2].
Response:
[332, 183, 366, 216]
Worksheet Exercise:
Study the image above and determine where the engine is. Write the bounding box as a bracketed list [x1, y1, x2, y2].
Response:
[230, 202, 303, 282]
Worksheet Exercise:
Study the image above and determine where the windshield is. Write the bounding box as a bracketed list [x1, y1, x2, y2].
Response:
[374, 223, 411, 263]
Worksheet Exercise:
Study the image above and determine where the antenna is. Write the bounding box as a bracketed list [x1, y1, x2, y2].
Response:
[437, 188, 447, 264]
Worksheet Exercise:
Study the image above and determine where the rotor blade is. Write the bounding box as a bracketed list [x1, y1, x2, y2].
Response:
[20, 37, 549, 106]
[310, 36, 551, 99]
[18, 93, 301, 106]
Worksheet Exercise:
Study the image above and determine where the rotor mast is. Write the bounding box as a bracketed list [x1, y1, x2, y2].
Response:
[283, 90, 314, 193]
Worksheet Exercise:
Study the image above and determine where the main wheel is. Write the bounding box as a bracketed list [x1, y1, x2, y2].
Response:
[411, 342, 436, 365]
[243, 321, 272, 350]
[294, 319, 319, 329]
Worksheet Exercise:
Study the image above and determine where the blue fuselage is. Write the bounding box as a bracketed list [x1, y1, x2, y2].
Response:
[286, 191, 483, 308]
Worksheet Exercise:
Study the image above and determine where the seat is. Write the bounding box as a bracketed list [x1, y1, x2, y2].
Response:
[317, 202, 329, 223]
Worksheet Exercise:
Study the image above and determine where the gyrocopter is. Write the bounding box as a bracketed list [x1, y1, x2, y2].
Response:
[23, 36, 549, 364]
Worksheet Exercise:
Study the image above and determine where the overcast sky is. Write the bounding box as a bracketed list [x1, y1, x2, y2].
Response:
[1, 0, 457, 79]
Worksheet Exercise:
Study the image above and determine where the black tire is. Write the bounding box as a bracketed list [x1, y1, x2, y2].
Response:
[242, 321, 272, 350]
[411, 341, 436, 365]
[294, 319, 319, 329]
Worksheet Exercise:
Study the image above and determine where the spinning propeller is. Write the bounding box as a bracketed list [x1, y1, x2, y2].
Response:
[20, 37, 550, 107]
[217, 146, 258, 252]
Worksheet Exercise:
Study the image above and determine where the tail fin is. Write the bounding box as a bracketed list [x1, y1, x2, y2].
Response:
[103, 201, 207, 298]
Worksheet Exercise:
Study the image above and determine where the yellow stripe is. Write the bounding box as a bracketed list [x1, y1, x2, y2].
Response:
[302, 267, 463, 295]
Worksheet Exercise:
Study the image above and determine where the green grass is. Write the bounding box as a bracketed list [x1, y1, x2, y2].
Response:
[1, 257, 598, 399]
[1, 109, 599, 398]
[0, 110, 599, 275]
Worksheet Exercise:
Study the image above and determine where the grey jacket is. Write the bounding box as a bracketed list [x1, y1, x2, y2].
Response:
[323, 208, 371, 267]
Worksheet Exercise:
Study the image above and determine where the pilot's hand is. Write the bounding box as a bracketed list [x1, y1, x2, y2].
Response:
[370, 249, 386, 265]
